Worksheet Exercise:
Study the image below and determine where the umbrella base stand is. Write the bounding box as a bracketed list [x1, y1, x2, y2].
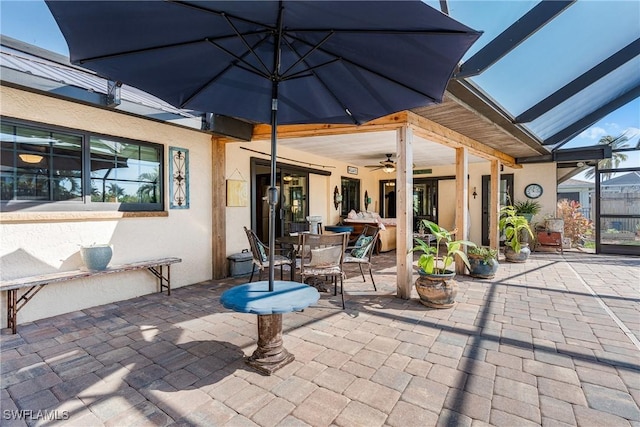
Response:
[246, 314, 294, 375]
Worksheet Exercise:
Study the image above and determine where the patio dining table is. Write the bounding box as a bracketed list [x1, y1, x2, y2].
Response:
[220, 280, 319, 375]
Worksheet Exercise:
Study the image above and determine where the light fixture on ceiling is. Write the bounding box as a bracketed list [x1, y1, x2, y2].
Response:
[283, 175, 293, 182]
[19, 153, 44, 164]
[576, 161, 585, 167]
[382, 165, 395, 173]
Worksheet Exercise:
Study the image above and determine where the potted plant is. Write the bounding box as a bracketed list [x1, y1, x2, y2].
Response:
[513, 199, 541, 223]
[410, 220, 475, 308]
[499, 206, 534, 262]
[467, 246, 499, 278]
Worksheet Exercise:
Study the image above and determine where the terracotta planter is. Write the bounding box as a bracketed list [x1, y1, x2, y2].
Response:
[80, 244, 113, 271]
[504, 244, 530, 263]
[415, 270, 457, 308]
[468, 256, 499, 279]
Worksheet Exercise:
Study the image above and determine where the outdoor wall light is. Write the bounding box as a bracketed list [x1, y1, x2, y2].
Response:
[333, 186, 343, 210]
[472, 187, 477, 199]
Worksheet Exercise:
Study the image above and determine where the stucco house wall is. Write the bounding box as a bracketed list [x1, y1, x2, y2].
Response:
[422, 162, 557, 245]
[0, 86, 213, 327]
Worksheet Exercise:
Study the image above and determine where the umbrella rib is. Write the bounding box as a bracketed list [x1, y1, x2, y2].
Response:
[280, 58, 342, 82]
[280, 31, 335, 78]
[280, 36, 359, 125]
[206, 38, 271, 80]
[75, 39, 206, 65]
[286, 33, 439, 103]
[169, 1, 274, 33]
[181, 35, 271, 108]
[74, 31, 266, 65]
[221, 13, 272, 77]
[286, 28, 476, 36]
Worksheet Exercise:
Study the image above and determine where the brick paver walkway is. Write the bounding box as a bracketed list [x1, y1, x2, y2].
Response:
[1, 250, 638, 426]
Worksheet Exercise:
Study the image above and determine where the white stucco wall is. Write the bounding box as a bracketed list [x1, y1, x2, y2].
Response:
[411, 161, 557, 245]
[0, 86, 213, 327]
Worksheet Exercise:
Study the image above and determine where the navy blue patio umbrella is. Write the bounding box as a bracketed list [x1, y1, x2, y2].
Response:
[46, 1, 480, 291]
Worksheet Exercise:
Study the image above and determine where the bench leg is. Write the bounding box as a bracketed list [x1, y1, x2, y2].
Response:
[7, 290, 16, 334]
[246, 314, 294, 375]
[148, 265, 171, 295]
[6, 285, 46, 334]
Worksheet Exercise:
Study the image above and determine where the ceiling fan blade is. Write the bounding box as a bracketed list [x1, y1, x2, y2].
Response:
[366, 166, 383, 171]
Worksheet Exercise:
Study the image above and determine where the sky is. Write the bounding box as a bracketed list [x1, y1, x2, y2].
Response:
[1, 0, 638, 177]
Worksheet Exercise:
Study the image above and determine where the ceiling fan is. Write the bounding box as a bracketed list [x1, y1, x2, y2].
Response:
[365, 154, 396, 173]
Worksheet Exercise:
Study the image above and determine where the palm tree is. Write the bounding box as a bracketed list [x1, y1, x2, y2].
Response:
[107, 183, 125, 202]
[137, 170, 159, 203]
[584, 134, 629, 180]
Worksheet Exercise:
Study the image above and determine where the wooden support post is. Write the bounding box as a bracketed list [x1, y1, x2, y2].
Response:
[489, 160, 501, 251]
[212, 137, 227, 279]
[396, 126, 414, 300]
[455, 147, 469, 275]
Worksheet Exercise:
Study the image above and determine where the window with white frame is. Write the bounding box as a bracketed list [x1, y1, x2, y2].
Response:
[1, 120, 163, 211]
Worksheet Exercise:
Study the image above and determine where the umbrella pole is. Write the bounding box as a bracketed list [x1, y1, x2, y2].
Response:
[267, 84, 278, 292]
[268, 3, 285, 292]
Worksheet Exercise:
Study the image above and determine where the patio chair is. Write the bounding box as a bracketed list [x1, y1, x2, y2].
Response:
[244, 227, 294, 282]
[289, 221, 323, 234]
[299, 232, 349, 308]
[344, 225, 380, 291]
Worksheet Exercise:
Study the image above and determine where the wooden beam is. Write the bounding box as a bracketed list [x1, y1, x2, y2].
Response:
[396, 125, 414, 300]
[218, 110, 519, 170]
[489, 160, 501, 251]
[212, 136, 227, 279]
[406, 111, 520, 168]
[250, 112, 408, 141]
[455, 147, 469, 275]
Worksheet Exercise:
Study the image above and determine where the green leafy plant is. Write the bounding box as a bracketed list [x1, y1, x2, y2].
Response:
[468, 246, 498, 265]
[410, 220, 476, 274]
[556, 200, 592, 246]
[513, 199, 542, 215]
[499, 206, 534, 253]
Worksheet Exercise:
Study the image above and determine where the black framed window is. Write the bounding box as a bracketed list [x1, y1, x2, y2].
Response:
[341, 176, 360, 215]
[1, 120, 163, 212]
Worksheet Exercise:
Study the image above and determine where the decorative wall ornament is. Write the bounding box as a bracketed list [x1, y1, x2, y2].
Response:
[169, 147, 189, 209]
[227, 180, 248, 207]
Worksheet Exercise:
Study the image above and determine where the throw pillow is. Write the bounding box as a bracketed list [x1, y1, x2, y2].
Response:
[309, 246, 343, 267]
[350, 236, 373, 258]
[257, 243, 268, 262]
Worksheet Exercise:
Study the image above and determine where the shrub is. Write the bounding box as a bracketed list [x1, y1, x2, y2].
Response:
[556, 200, 592, 246]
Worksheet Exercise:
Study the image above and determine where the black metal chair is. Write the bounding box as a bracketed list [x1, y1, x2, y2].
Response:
[244, 226, 294, 282]
[344, 225, 380, 291]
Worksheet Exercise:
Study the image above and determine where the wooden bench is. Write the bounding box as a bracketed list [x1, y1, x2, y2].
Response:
[0, 257, 181, 334]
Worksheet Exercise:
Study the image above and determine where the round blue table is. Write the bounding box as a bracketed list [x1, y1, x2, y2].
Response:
[220, 281, 319, 375]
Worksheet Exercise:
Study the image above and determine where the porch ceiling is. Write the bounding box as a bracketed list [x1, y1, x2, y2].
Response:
[273, 83, 545, 170]
[276, 129, 487, 170]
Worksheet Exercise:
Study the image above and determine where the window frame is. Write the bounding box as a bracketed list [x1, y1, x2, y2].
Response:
[1, 117, 165, 212]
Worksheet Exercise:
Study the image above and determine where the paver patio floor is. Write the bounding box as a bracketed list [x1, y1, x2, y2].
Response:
[1, 250, 639, 426]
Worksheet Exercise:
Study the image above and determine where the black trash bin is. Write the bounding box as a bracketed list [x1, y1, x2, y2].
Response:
[228, 250, 254, 277]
